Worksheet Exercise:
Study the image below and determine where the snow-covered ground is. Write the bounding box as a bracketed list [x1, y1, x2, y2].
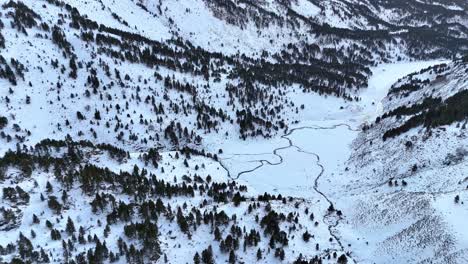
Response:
[209, 60, 446, 188]
[290, 0, 321, 18]
[0, 0, 466, 262]
[201, 60, 449, 263]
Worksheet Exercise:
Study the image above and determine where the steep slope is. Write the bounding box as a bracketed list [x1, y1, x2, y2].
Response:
[335, 58, 468, 263]
[0, 0, 467, 263]
[0, 0, 466, 157]
[0, 0, 375, 155]
[136, 0, 468, 57]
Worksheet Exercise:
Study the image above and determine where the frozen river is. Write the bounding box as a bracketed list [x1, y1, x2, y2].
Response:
[204, 60, 447, 263]
[210, 60, 446, 197]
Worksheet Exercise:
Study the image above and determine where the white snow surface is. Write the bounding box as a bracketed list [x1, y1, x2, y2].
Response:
[0, 0, 466, 262]
[290, 0, 321, 18]
[199, 60, 452, 263]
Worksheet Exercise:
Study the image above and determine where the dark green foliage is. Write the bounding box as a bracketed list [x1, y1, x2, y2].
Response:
[384, 89, 468, 140]
[3, 186, 25, 203]
[3, 1, 41, 34]
[69, 57, 77, 78]
[381, 97, 441, 121]
[66, 217, 75, 235]
[260, 210, 288, 247]
[244, 229, 261, 247]
[201, 245, 214, 264]
[0, 56, 17, 85]
[228, 250, 236, 264]
[0, 116, 7, 129]
[232, 192, 244, 206]
[50, 229, 61, 240]
[51, 25, 73, 56]
[338, 254, 348, 264]
[47, 196, 62, 214]
[177, 207, 190, 234]
[124, 220, 161, 261]
[193, 252, 201, 264]
[141, 148, 161, 167]
[76, 111, 85, 120]
[256, 248, 262, 260]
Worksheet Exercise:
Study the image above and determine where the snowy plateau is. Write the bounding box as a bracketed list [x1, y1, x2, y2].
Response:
[0, 0, 467, 264]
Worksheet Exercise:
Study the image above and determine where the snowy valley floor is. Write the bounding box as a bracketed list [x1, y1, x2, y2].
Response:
[203, 60, 450, 263]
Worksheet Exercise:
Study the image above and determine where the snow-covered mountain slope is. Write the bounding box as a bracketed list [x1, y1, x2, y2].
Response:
[135, 0, 468, 56]
[350, 58, 468, 187]
[0, 0, 467, 263]
[333, 58, 468, 263]
[0, 0, 466, 156]
[0, 0, 378, 155]
[0, 140, 352, 263]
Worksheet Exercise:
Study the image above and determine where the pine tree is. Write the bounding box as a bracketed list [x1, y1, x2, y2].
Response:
[66, 217, 75, 235]
[229, 250, 236, 264]
[77, 111, 85, 120]
[193, 252, 201, 264]
[94, 110, 101, 120]
[46, 181, 53, 193]
[257, 248, 262, 260]
[201, 245, 213, 264]
[48, 196, 62, 214]
[232, 192, 243, 206]
[177, 207, 189, 234]
[214, 227, 221, 241]
[18, 232, 33, 259]
[69, 57, 78, 79]
[32, 214, 39, 224]
[337, 254, 348, 264]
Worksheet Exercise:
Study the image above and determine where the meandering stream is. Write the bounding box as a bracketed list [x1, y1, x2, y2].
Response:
[210, 60, 447, 263]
